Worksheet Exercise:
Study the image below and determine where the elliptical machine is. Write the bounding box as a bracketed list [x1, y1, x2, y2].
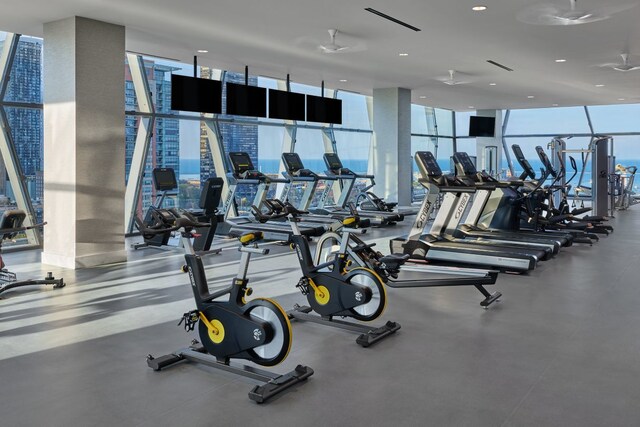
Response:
[0, 210, 64, 296]
[253, 199, 400, 347]
[141, 212, 313, 403]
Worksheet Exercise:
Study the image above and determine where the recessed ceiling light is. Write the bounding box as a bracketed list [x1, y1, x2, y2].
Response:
[552, 103, 559, 106]
[489, 83, 497, 86]
[399, 53, 409, 57]
[197, 49, 208, 53]
[527, 95, 535, 99]
[595, 84, 605, 87]
[339, 79, 348, 82]
[618, 98, 626, 101]
[419, 95, 427, 99]
[555, 59, 566, 63]
[472, 5, 487, 11]
[468, 106, 475, 109]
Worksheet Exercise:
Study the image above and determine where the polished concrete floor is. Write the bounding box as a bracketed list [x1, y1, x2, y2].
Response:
[1, 211, 640, 426]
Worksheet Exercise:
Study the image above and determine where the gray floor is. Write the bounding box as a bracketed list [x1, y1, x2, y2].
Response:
[2, 212, 640, 427]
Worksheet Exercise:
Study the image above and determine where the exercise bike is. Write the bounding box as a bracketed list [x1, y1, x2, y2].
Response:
[141, 211, 313, 403]
[0, 209, 64, 296]
[252, 199, 400, 347]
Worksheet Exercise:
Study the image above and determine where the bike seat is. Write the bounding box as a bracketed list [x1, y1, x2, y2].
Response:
[379, 254, 410, 270]
[239, 231, 264, 245]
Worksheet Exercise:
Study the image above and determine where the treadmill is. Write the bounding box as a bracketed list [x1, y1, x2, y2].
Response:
[321, 153, 405, 226]
[279, 152, 346, 228]
[448, 151, 569, 251]
[219, 152, 326, 241]
[390, 151, 547, 273]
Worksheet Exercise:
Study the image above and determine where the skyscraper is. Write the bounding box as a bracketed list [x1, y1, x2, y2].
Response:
[200, 68, 259, 212]
[1, 37, 44, 220]
[125, 59, 181, 217]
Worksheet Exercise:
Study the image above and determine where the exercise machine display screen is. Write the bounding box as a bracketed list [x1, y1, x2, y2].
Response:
[229, 152, 255, 173]
[171, 74, 222, 114]
[415, 151, 442, 176]
[453, 152, 478, 175]
[269, 89, 305, 121]
[153, 168, 178, 191]
[226, 83, 267, 118]
[512, 144, 536, 178]
[536, 146, 553, 170]
[323, 153, 344, 171]
[282, 153, 305, 172]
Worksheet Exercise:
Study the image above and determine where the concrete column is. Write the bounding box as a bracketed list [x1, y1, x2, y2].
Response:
[475, 109, 503, 176]
[371, 88, 412, 205]
[43, 17, 126, 269]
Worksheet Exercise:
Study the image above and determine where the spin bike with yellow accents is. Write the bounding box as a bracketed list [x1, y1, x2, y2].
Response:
[253, 199, 400, 347]
[139, 211, 313, 403]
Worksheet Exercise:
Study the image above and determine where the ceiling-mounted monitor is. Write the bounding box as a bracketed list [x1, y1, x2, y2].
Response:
[268, 89, 305, 121]
[170, 74, 222, 114]
[468, 116, 496, 137]
[225, 82, 267, 117]
[306, 95, 342, 124]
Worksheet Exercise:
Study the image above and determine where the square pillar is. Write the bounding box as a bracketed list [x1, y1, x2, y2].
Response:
[371, 87, 412, 205]
[475, 109, 503, 176]
[43, 17, 126, 269]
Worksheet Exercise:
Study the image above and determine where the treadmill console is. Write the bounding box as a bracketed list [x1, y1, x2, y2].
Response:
[511, 145, 536, 179]
[153, 168, 178, 191]
[415, 151, 442, 177]
[282, 153, 317, 178]
[324, 153, 353, 175]
[452, 152, 478, 176]
[535, 146, 557, 178]
[228, 152, 264, 179]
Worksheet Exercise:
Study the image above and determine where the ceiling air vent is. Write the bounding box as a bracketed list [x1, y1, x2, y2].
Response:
[364, 8, 421, 31]
[486, 60, 514, 72]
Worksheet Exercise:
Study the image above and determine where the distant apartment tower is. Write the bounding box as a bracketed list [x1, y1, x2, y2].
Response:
[125, 59, 180, 216]
[199, 68, 259, 207]
[0, 37, 44, 219]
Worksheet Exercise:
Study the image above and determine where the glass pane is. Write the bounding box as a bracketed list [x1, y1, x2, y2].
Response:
[294, 128, 329, 206]
[5, 36, 43, 104]
[588, 104, 640, 133]
[455, 111, 475, 137]
[456, 138, 476, 158]
[334, 131, 370, 174]
[257, 125, 285, 175]
[506, 107, 590, 135]
[411, 105, 437, 135]
[4, 106, 43, 223]
[613, 135, 640, 164]
[336, 91, 370, 130]
[435, 108, 453, 136]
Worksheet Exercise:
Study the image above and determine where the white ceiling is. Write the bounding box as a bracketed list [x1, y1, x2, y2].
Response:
[1, 0, 639, 111]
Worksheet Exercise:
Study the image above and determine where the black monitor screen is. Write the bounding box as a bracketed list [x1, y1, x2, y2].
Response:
[453, 152, 477, 175]
[171, 74, 222, 114]
[306, 95, 342, 124]
[468, 116, 496, 137]
[415, 151, 442, 176]
[282, 153, 305, 172]
[323, 153, 343, 170]
[228, 152, 255, 173]
[153, 168, 177, 191]
[269, 89, 305, 121]
[226, 83, 267, 117]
